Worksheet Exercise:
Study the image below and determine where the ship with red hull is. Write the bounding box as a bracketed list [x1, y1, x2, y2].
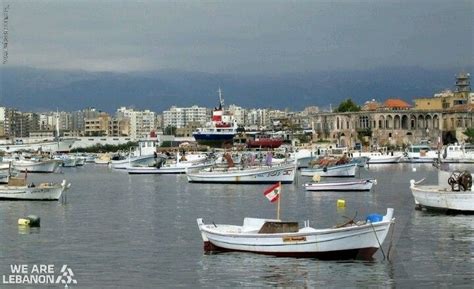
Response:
[247, 134, 284, 149]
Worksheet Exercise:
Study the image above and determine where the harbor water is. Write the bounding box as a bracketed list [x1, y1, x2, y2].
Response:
[0, 163, 473, 288]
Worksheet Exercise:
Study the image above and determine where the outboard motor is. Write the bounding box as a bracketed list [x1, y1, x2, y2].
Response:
[448, 170, 472, 191]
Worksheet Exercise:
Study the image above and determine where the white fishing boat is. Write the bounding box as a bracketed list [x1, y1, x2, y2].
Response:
[53, 154, 77, 167]
[197, 208, 394, 259]
[300, 163, 357, 177]
[12, 159, 61, 173]
[0, 138, 76, 154]
[186, 163, 296, 183]
[75, 156, 86, 166]
[111, 139, 161, 169]
[354, 151, 402, 164]
[350, 156, 369, 167]
[410, 169, 474, 212]
[0, 178, 70, 200]
[112, 154, 158, 169]
[127, 161, 214, 174]
[440, 143, 474, 163]
[405, 144, 438, 163]
[304, 179, 376, 191]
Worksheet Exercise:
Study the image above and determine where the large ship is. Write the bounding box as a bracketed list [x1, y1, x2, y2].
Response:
[193, 89, 238, 147]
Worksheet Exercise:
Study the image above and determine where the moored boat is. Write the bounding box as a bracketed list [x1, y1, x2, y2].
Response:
[186, 162, 296, 183]
[0, 178, 70, 200]
[197, 208, 394, 259]
[304, 179, 376, 191]
[300, 163, 357, 177]
[410, 169, 474, 212]
[0, 138, 76, 154]
[12, 159, 61, 173]
[127, 159, 214, 174]
[405, 144, 438, 163]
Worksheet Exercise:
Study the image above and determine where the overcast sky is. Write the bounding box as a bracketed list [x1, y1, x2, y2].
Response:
[4, 0, 473, 74]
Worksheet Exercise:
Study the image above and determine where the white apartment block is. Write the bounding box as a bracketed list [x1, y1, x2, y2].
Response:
[246, 108, 269, 129]
[228, 104, 246, 125]
[116, 107, 156, 139]
[163, 105, 208, 129]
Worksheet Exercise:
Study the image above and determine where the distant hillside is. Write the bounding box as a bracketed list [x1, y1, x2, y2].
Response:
[1, 66, 471, 112]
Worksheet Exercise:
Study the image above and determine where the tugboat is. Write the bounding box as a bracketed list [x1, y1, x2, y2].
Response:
[193, 88, 238, 147]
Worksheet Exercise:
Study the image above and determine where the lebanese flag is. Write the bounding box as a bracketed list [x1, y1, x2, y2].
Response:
[264, 182, 281, 203]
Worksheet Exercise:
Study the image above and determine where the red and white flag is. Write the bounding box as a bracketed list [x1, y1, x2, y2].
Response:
[263, 182, 281, 203]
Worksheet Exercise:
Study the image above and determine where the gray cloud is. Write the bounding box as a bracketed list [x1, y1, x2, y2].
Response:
[4, 0, 473, 73]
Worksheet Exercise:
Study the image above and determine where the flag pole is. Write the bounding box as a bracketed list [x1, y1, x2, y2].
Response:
[277, 182, 281, 220]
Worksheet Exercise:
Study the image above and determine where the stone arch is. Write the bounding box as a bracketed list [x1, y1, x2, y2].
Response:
[394, 115, 401, 129]
[379, 115, 385, 129]
[386, 115, 393, 129]
[336, 117, 340, 130]
[433, 114, 439, 129]
[410, 115, 417, 130]
[425, 115, 432, 129]
[401, 115, 409, 130]
[340, 138, 346, 147]
[417, 115, 425, 129]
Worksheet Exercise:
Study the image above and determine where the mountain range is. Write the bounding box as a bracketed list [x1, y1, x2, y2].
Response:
[1, 66, 471, 113]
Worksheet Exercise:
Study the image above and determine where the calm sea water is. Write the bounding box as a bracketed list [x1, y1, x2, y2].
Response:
[0, 163, 473, 288]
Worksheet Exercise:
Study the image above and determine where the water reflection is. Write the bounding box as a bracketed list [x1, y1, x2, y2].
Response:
[197, 253, 395, 287]
[18, 226, 40, 235]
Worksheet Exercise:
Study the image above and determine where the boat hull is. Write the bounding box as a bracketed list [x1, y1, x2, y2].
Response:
[410, 186, 474, 212]
[197, 209, 394, 260]
[247, 139, 283, 149]
[300, 163, 357, 177]
[203, 241, 378, 259]
[12, 160, 61, 173]
[193, 133, 236, 147]
[127, 162, 214, 174]
[0, 139, 76, 153]
[0, 185, 65, 200]
[304, 179, 374, 191]
[187, 164, 296, 183]
[367, 155, 401, 164]
[111, 155, 157, 169]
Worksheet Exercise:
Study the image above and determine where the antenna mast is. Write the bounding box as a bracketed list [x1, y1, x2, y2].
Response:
[218, 87, 224, 109]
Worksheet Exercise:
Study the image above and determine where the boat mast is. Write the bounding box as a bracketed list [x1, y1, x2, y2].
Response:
[218, 87, 224, 110]
[56, 109, 60, 150]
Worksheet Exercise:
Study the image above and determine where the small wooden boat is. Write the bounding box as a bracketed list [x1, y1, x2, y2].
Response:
[0, 178, 70, 200]
[186, 163, 296, 183]
[410, 170, 474, 212]
[111, 154, 158, 169]
[304, 179, 376, 191]
[300, 163, 357, 177]
[354, 150, 402, 164]
[12, 159, 61, 173]
[197, 208, 394, 260]
[367, 155, 401, 164]
[127, 161, 214, 174]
